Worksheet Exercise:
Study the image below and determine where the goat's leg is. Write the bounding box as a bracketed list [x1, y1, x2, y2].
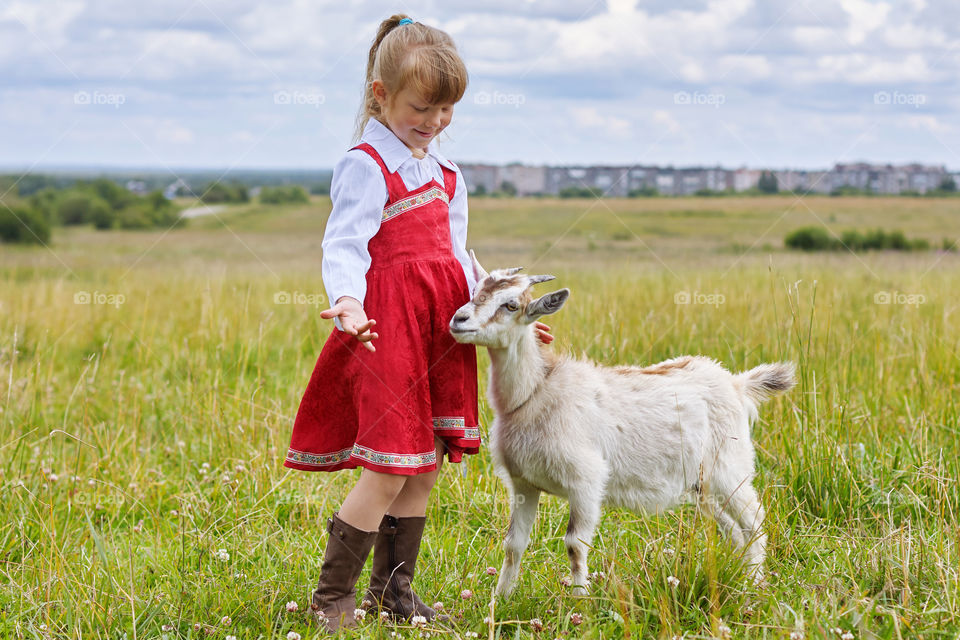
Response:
[565, 483, 603, 596]
[700, 492, 744, 546]
[711, 481, 766, 583]
[495, 479, 541, 598]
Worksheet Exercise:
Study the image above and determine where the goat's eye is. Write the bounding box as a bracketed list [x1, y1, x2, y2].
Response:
[503, 301, 519, 312]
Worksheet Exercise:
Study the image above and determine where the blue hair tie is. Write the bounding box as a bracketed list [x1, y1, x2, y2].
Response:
[398, 18, 413, 25]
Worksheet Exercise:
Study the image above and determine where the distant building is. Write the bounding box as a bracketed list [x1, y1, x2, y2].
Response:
[125, 179, 148, 195]
[164, 178, 190, 200]
[455, 161, 952, 196]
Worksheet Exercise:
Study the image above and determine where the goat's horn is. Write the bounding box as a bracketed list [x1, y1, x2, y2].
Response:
[502, 267, 524, 275]
[528, 275, 556, 284]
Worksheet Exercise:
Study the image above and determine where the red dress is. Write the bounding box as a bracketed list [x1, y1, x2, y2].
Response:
[284, 143, 480, 476]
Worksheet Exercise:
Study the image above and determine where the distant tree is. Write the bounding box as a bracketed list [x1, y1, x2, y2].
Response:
[0, 205, 51, 244]
[201, 181, 249, 204]
[88, 178, 133, 210]
[628, 186, 658, 197]
[757, 171, 778, 194]
[260, 185, 310, 204]
[472, 183, 487, 196]
[499, 181, 517, 197]
[57, 192, 98, 225]
[785, 226, 834, 251]
[558, 186, 602, 198]
[939, 176, 957, 192]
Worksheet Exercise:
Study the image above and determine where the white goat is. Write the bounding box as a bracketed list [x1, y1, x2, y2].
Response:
[449, 253, 796, 597]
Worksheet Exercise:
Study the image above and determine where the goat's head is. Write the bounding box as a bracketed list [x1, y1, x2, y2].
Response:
[449, 251, 569, 349]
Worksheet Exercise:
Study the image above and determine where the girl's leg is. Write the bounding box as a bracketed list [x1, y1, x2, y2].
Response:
[364, 439, 448, 620]
[387, 438, 445, 516]
[338, 467, 408, 531]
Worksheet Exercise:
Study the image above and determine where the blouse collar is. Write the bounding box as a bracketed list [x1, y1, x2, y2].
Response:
[360, 118, 457, 173]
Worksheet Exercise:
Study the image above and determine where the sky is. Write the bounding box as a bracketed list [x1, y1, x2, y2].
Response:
[1, 0, 959, 171]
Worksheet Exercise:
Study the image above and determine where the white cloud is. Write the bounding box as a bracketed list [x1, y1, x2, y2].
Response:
[570, 106, 632, 137]
[840, 0, 891, 45]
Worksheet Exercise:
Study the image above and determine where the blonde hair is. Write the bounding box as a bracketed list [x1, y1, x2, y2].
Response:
[354, 14, 469, 141]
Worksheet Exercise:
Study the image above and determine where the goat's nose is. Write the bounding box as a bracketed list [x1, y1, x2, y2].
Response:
[452, 312, 469, 324]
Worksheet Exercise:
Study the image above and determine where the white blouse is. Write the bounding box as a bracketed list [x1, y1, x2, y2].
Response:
[321, 118, 475, 324]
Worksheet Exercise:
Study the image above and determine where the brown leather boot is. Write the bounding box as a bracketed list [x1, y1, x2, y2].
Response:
[309, 513, 377, 633]
[364, 515, 447, 622]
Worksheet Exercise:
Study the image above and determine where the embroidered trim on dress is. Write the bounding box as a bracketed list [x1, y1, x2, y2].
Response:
[287, 444, 438, 469]
[286, 447, 352, 467]
[351, 444, 437, 468]
[382, 186, 449, 222]
[464, 427, 480, 440]
[432, 416, 466, 431]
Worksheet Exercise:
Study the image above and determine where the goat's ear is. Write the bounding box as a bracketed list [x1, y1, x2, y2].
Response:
[469, 250, 489, 283]
[524, 288, 570, 322]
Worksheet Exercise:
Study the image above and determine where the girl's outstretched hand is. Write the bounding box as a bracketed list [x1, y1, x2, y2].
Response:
[534, 321, 554, 345]
[320, 296, 379, 352]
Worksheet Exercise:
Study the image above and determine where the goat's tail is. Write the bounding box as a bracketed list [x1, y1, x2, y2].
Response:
[736, 362, 797, 405]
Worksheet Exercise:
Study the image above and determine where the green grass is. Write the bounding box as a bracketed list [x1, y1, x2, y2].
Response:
[2, 195, 959, 638]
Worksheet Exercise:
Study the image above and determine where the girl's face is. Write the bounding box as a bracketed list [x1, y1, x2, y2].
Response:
[373, 82, 454, 152]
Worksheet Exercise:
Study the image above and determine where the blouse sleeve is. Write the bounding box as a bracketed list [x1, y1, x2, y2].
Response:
[447, 167, 477, 294]
[321, 150, 387, 312]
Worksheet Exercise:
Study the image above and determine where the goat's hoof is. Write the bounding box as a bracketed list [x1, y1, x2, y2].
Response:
[571, 584, 588, 596]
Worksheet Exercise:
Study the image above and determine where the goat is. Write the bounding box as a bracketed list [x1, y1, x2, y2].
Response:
[449, 252, 796, 597]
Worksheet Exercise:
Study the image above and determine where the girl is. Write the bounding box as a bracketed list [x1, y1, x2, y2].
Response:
[283, 14, 551, 632]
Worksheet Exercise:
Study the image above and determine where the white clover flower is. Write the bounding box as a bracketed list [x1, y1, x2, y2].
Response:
[220, 615, 231, 626]
[354, 608, 366, 622]
[133, 520, 143, 533]
[161, 624, 174, 631]
[214, 548, 230, 562]
[841, 633, 854, 640]
[460, 589, 473, 599]
[560, 576, 572, 586]
[226, 636, 237, 640]
[667, 575, 680, 588]
[663, 548, 676, 556]
[529, 617, 543, 632]
[570, 612, 583, 625]
[287, 632, 301, 640]
[361, 599, 372, 608]
[380, 611, 391, 620]
[411, 614, 428, 628]
[790, 632, 804, 640]
[285, 601, 298, 612]
[486, 566, 497, 575]
[717, 622, 732, 639]
[432, 601, 444, 612]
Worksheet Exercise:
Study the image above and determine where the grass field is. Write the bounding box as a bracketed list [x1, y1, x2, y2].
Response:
[2, 195, 959, 639]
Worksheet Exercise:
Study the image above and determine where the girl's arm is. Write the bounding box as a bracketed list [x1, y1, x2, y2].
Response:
[447, 169, 476, 293]
[320, 151, 386, 349]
